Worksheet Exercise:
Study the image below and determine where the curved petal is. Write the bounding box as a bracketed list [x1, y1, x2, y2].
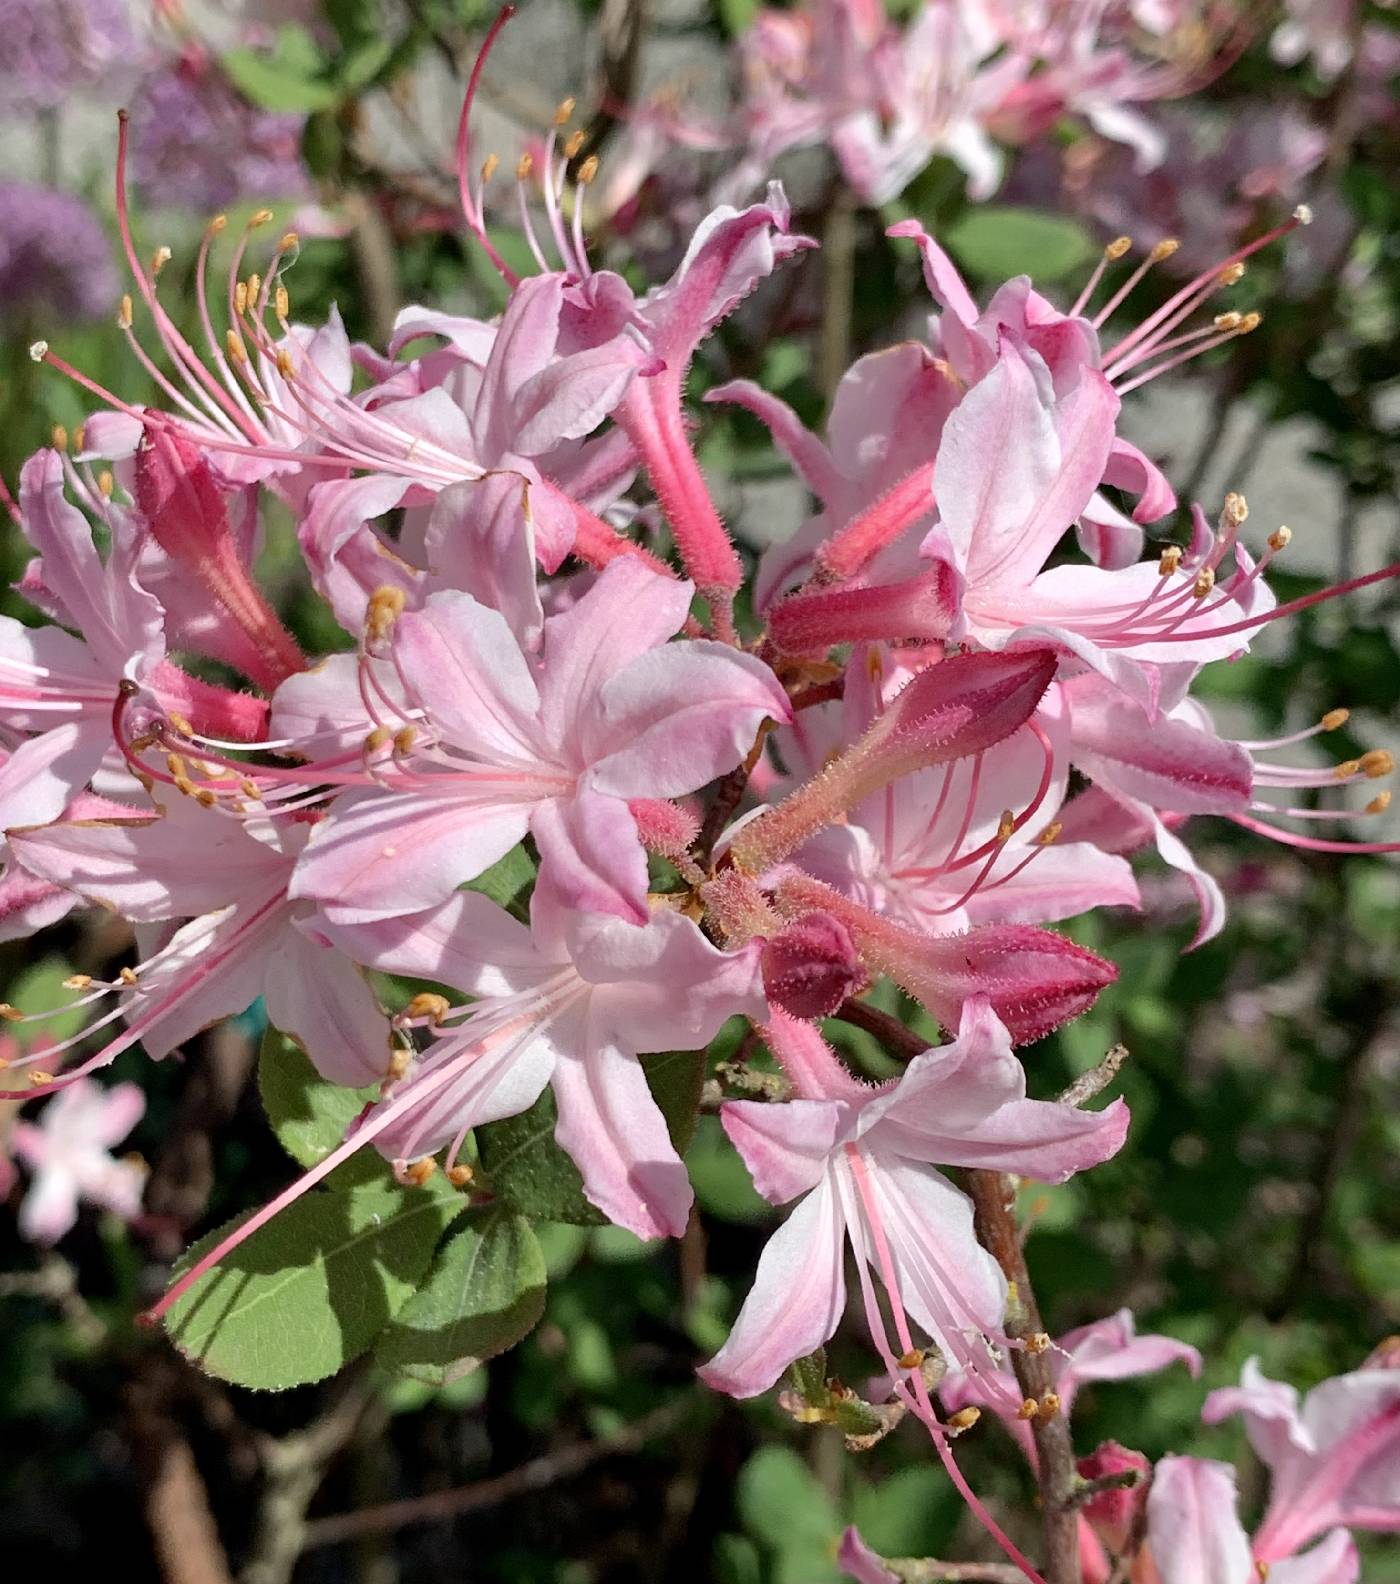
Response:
[1144, 1457, 1252, 1584]
[721, 1098, 849, 1205]
[262, 925, 394, 1087]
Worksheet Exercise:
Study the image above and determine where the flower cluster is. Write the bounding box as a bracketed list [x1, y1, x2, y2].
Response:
[3, 13, 1399, 1581]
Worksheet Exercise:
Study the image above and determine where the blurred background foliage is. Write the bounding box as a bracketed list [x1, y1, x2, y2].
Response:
[1, 0, 1399, 1580]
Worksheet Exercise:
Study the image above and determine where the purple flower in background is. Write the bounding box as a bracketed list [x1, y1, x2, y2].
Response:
[0, 0, 134, 116]
[0, 182, 120, 330]
[127, 46, 309, 210]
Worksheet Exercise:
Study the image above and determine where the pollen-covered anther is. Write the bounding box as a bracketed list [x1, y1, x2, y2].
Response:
[480, 152, 499, 183]
[150, 245, 172, 277]
[1016, 1397, 1039, 1420]
[996, 808, 1016, 843]
[946, 1406, 980, 1435]
[275, 348, 295, 380]
[1105, 236, 1132, 260]
[364, 725, 392, 754]
[1238, 311, 1262, 334]
[1218, 262, 1246, 286]
[1035, 821, 1062, 847]
[1213, 311, 1243, 331]
[1026, 1331, 1052, 1355]
[239, 777, 261, 800]
[516, 151, 534, 180]
[1367, 791, 1392, 815]
[1150, 238, 1180, 262]
[277, 231, 298, 253]
[1268, 525, 1292, 551]
[1193, 568, 1216, 599]
[405, 992, 452, 1025]
[119, 967, 139, 986]
[28, 1071, 54, 1087]
[194, 787, 217, 809]
[553, 95, 576, 126]
[1257, 1562, 1271, 1582]
[1335, 758, 1361, 779]
[385, 1047, 412, 1081]
[63, 974, 93, 990]
[73, 423, 85, 452]
[1158, 545, 1183, 576]
[1223, 491, 1248, 524]
[1037, 1391, 1062, 1421]
[402, 1157, 438, 1187]
[224, 328, 248, 364]
[98, 470, 114, 498]
[207, 214, 228, 235]
[563, 128, 586, 160]
[393, 725, 417, 755]
[577, 154, 599, 185]
[897, 1348, 925, 1370]
[275, 285, 290, 320]
[247, 272, 262, 304]
[51, 424, 68, 452]
[447, 1164, 475, 1189]
[366, 584, 407, 641]
[1361, 750, 1394, 779]
[250, 207, 274, 228]
[1321, 707, 1350, 731]
[233, 280, 249, 315]
[117, 292, 135, 327]
[0, 1004, 22, 1022]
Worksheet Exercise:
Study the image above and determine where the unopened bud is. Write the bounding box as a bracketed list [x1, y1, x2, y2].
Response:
[761, 912, 869, 1020]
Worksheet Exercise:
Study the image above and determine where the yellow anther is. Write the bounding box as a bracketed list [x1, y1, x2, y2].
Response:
[447, 1163, 475, 1189]
[1335, 758, 1361, 779]
[1105, 236, 1132, 260]
[516, 151, 534, 181]
[225, 329, 248, 364]
[247, 272, 262, 304]
[1158, 545, 1183, 576]
[1218, 262, 1246, 285]
[1361, 749, 1394, 779]
[207, 214, 228, 235]
[277, 231, 298, 253]
[1366, 791, 1392, 815]
[174, 775, 198, 798]
[239, 777, 261, 800]
[194, 787, 217, 809]
[98, 470, 114, 498]
[405, 1156, 438, 1186]
[1321, 708, 1350, 731]
[364, 725, 392, 754]
[1193, 568, 1216, 599]
[481, 152, 500, 183]
[386, 1047, 412, 1081]
[276, 348, 295, 379]
[234, 280, 249, 315]
[72, 424, 85, 452]
[118, 294, 134, 330]
[151, 245, 172, 277]
[1268, 525, 1292, 551]
[51, 424, 68, 453]
[1257, 1562, 1271, 1581]
[1036, 821, 1062, 847]
[996, 809, 1016, 842]
[0, 1004, 23, 1022]
[406, 992, 451, 1024]
[577, 154, 599, 185]
[1213, 311, 1243, 331]
[28, 1071, 54, 1087]
[947, 1407, 980, 1432]
[1224, 490, 1248, 523]
[165, 753, 188, 780]
[393, 725, 417, 755]
[1238, 311, 1262, 333]
[1016, 1397, 1039, 1420]
[366, 584, 407, 641]
[275, 285, 290, 319]
[553, 95, 576, 126]
[1026, 1331, 1052, 1354]
[897, 1348, 925, 1370]
[119, 967, 139, 987]
[563, 128, 586, 160]
[1037, 1391, 1062, 1420]
[63, 974, 93, 991]
[250, 208, 274, 228]
[1150, 238, 1180, 262]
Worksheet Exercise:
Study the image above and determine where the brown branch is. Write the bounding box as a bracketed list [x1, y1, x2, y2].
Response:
[965, 1172, 1079, 1584]
[881, 1562, 1029, 1584]
[698, 719, 775, 863]
[1057, 1044, 1129, 1108]
[833, 997, 927, 1058]
[301, 1396, 691, 1549]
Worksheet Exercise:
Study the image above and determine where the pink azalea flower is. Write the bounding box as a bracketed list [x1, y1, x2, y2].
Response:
[316, 876, 767, 1239]
[1143, 1455, 1359, 1584]
[11, 1078, 146, 1244]
[6, 793, 391, 1095]
[1202, 1355, 1400, 1563]
[289, 557, 790, 926]
[940, 1306, 1201, 1461]
[699, 998, 1127, 1397]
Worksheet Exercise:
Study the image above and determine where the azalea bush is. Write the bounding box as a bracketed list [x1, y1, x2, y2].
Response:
[1, 2, 1399, 1582]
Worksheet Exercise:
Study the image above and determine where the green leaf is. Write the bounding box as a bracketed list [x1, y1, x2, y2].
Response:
[463, 842, 537, 919]
[642, 1048, 707, 1154]
[222, 27, 339, 113]
[738, 1446, 840, 1581]
[717, 0, 759, 36]
[375, 1208, 546, 1384]
[787, 1348, 828, 1404]
[688, 1115, 771, 1224]
[851, 1466, 956, 1556]
[9, 956, 88, 1047]
[257, 1029, 380, 1174]
[943, 206, 1096, 283]
[164, 1177, 463, 1390]
[477, 1087, 607, 1225]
